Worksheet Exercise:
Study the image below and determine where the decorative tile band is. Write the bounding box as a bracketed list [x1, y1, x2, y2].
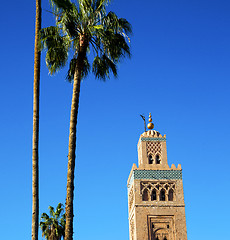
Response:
[134, 170, 182, 180]
[141, 137, 166, 142]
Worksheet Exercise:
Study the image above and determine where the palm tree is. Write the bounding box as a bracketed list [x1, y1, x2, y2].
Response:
[32, 0, 41, 240]
[40, 203, 66, 240]
[40, 1, 132, 239]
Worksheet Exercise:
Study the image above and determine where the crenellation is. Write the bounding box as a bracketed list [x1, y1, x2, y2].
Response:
[177, 164, 182, 170]
[171, 164, 176, 170]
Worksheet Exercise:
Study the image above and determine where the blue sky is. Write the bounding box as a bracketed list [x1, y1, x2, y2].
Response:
[0, 0, 230, 239]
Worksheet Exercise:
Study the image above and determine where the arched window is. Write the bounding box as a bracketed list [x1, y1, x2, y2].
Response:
[151, 189, 157, 201]
[160, 189, 166, 201]
[156, 155, 161, 164]
[168, 189, 174, 201]
[149, 155, 153, 164]
[142, 189, 150, 201]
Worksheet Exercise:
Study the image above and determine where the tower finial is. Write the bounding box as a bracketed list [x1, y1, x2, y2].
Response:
[147, 113, 154, 130]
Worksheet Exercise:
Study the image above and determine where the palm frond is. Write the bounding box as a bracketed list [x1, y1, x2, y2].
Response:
[55, 203, 64, 218]
[49, 0, 73, 14]
[92, 54, 117, 80]
[67, 56, 90, 82]
[59, 5, 82, 38]
[95, 30, 130, 61]
[49, 206, 55, 217]
[78, 0, 93, 20]
[93, 0, 109, 17]
[40, 213, 50, 220]
[66, 58, 77, 82]
[40, 26, 70, 74]
[103, 11, 132, 35]
[118, 18, 132, 35]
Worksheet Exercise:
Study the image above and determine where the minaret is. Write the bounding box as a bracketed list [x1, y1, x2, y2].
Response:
[127, 114, 187, 240]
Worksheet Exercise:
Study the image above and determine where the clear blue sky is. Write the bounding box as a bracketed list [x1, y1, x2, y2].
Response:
[0, 0, 230, 239]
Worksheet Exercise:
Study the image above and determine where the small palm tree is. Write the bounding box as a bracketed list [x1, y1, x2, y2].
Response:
[40, 203, 66, 240]
[40, 1, 132, 239]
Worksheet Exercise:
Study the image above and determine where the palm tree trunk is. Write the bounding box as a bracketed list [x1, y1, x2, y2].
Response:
[64, 71, 80, 240]
[65, 38, 88, 240]
[32, 0, 41, 240]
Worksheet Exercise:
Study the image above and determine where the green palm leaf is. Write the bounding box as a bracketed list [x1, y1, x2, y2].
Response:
[92, 54, 117, 80]
[40, 26, 70, 74]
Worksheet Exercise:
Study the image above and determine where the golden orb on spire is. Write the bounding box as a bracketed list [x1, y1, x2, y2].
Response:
[147, 113, 154, 129]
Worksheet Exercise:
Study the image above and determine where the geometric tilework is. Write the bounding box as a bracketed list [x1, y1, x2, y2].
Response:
[146, 141, 162, 155]
[141, 137, 166, 142]
[133, 170, 182, 180]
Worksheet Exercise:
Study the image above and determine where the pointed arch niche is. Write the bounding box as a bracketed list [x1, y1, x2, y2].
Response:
[151, 189, 157, 201]
[149, 154, 153, 164]
[142, 189, 150, 201]
[168, 189, 174, 201]
[155, 154, 161, 164]
[160, 189, 166, 201]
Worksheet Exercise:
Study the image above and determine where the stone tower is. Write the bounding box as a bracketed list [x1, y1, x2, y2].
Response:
[127, 115, 187, 240]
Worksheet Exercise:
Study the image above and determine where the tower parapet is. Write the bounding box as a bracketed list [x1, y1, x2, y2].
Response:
[138, 130, 181, 170]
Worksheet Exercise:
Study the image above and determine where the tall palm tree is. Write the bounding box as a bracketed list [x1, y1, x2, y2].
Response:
[32, 0, 41, 240]
[40, 1, 132, 239]
[40, 203, 66, 240]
